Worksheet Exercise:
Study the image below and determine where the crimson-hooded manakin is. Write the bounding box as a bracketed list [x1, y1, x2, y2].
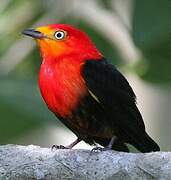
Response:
[22, 24, 160, 152]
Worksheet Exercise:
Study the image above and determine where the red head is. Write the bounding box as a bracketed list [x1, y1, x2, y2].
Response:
[23, 24, 102, 61]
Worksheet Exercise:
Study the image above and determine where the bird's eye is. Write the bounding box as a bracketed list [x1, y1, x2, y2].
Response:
[54, 31, 66, 40]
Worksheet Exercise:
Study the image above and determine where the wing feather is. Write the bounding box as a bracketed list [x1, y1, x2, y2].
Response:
[83, 58, 145, 139]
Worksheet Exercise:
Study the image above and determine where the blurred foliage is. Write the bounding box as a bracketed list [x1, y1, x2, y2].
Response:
[0, 78, 55, 143]
[0, 0, 171, 144]
[133, 0, 171, 83]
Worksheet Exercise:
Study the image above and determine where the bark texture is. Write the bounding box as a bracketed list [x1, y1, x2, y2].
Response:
[0, 145, 170, 180]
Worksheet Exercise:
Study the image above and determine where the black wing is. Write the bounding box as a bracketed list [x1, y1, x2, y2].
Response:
[83, 58, 160, 152]
[83, 58, 145, 130]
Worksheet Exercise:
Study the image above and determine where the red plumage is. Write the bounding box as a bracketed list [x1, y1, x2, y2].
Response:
[39, 56, 87, 117]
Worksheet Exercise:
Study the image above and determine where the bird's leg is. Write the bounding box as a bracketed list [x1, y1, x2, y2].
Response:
[66, 138, 81, 149]
[51, 138, 81, 150]
[91, 136, 117, 152]
[106, 135, 117, 149]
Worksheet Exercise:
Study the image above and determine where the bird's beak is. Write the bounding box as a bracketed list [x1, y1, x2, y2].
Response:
[22, 29, 45, 39]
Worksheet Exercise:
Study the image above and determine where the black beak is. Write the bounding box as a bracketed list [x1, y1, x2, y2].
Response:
[22, 29, 45, 39]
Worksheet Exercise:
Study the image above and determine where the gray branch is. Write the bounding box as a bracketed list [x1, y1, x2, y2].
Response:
[0, 145, 170, 180]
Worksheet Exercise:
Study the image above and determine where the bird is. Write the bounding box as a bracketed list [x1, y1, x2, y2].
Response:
[22, 24, 160, 152]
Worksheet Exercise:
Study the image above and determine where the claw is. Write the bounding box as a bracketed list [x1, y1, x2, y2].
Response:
[51, 138, 81, 151]
[91, 146, 111, 153]
[91, 146, 103, 152]
[51, 145, 69, 151]
[90, 136, 117, 154]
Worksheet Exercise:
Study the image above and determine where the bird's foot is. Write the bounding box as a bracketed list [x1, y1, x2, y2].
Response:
[51, 145, 69, 151]
[91, 146, 112, 153]
[51, 138, 81, 151]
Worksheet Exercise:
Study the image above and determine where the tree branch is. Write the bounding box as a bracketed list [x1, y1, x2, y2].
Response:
[0, 145, 170, 179]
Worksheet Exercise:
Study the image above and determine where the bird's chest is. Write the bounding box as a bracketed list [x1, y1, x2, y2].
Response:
[39, 60, 87, 117]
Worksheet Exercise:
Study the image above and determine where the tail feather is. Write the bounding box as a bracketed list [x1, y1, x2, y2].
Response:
[94, 133, 159, 153]
[133, 133, 160, 153]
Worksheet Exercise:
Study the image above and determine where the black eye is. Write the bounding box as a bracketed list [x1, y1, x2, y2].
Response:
[54, 31, 65, 40]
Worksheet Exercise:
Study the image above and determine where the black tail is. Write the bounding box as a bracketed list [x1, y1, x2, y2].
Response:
[133, 133, 160, 153]
[94, 133, 159, 153]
